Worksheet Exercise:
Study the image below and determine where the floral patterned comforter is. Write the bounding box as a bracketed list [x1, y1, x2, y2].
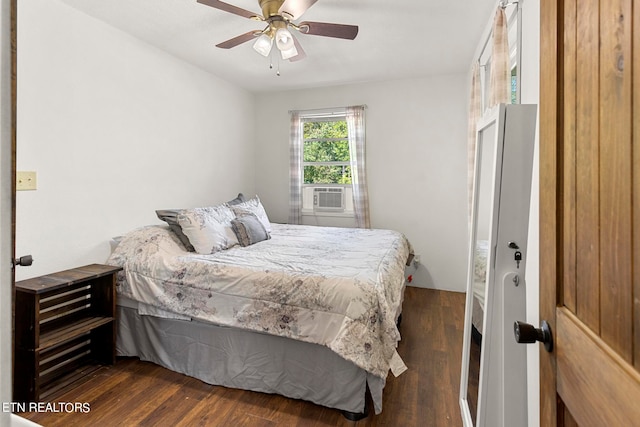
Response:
[107, 223, 411, 379]
[473, 240, 489, 310]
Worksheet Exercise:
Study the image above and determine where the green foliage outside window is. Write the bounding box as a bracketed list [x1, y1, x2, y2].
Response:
[303, 165, 351, 184]
[303, 120, 352, 184]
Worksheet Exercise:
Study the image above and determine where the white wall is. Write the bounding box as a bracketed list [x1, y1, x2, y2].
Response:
[254, 76, 469, 291]
[15, 0, 256, 280]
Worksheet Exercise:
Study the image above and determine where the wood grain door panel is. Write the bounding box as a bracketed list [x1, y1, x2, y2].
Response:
[541, 0, 640, 425]
[556, 309, 640, 426]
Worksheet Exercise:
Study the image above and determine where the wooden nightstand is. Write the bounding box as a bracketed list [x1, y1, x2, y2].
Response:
[13, 264, 122, 402]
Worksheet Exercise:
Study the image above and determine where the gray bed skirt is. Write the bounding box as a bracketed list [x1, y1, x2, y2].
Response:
[116, 305, 387, 414]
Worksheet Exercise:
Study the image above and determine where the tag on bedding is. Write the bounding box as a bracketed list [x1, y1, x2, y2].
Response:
[389, 350, 408, 377]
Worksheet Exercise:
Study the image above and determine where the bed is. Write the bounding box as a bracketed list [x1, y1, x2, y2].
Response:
[472, 240, 489, 340]
[107, 220, 411, 417]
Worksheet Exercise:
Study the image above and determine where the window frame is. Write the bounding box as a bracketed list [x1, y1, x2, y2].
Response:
[298, 113, 354, 216]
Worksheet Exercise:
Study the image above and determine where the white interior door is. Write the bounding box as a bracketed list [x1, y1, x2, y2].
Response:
[2, 2, 41, 425]
[1, 0, 15, 423]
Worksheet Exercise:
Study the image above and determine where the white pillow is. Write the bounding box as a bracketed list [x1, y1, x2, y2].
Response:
[177, 205, 238, 254]
[229, 195, 271, 233]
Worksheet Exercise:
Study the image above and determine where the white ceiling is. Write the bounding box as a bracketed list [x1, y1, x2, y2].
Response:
[58, 0, 497, 93]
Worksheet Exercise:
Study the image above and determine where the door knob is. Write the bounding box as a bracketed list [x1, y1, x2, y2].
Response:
[14, 255, 33, 267]
[514, 320, 553, 352]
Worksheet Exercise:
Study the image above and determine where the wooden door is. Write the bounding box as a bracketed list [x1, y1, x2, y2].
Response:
[540, 0, 640, 425]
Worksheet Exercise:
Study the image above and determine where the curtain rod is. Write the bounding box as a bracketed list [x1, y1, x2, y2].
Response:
[499, 0, 518, 8]
[288, 105, 367, 115]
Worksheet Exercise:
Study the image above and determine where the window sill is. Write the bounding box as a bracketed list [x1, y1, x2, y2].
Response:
[301, 210, 355, 218]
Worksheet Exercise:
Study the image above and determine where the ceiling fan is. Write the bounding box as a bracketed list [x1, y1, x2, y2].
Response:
[197, 0, 359, 62]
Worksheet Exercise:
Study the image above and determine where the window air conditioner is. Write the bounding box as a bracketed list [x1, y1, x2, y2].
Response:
[313, 187, 345, 212]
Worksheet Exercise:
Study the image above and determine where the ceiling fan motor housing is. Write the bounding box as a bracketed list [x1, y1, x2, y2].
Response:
[259, 0, 286, 18]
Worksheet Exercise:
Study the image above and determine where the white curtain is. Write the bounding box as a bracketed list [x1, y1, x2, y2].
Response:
[467, 62, 482, 223]
[346, 106, 370, 229]
[489, 7, 510, 107]
[288, 112, 302, 224]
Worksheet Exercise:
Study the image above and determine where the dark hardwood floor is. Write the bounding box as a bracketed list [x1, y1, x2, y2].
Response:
[19, 287, 465, 427]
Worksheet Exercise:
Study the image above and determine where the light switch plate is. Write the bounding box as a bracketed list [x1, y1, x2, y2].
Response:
[16, 171, 37, 191]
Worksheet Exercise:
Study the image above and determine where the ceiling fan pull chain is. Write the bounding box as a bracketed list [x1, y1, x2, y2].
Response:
[269, 48, 280, 76]
[269, 47, 274, 71]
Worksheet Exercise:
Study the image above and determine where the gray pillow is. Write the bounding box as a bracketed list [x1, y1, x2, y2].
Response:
[231, 213, 271, 247]
[226, 193, 247, 206]
[157, 194, 245, 251]
[155, 209, 196, 252]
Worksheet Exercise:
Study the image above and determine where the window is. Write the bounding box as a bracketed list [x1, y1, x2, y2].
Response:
[289, 105, 368, 227]
[301, 117, 353, 213]
[303, 119, 351, 185]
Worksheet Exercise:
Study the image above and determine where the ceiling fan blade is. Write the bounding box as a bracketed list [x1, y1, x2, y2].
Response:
[288, 35, 307, 62]
[278, 0, 318, 20]
[197, 0, 260, 20]
[216, 31, 260, 49]
[298, 21, 359, 40]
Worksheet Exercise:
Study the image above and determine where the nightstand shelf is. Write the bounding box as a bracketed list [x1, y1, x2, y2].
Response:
[14, 264, 121, 402]
[39, 316, 114, 351]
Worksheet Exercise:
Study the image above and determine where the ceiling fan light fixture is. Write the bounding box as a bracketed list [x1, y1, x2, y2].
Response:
[253, 33, 273, 57]
[280, 44, 298, 60]
[275, 27, 295, 51]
